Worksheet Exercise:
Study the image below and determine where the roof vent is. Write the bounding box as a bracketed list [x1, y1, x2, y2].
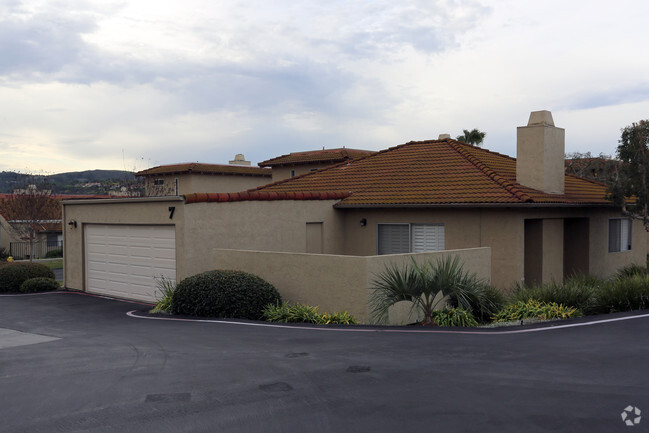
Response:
[229, 154, 251, 166]
[438, 134, 451, 140]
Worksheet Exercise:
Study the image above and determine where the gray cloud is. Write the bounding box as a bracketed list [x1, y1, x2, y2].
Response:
[564, 83, 649, 110]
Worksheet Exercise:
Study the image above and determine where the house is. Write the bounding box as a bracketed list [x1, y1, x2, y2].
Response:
[136, 156, 272, 197]
[0, 193, 63, 258]
[62, 111, 645, 322]
[1, 193, 108, 259]
[258, 148, 375, 182]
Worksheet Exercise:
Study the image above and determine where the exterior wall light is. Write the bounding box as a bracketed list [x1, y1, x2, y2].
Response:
[360, 218, 367, 227]
[68, 220, 77, 228]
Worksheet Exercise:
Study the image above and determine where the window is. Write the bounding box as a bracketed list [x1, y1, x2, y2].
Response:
[153, 179, 164, 186]
[290, 170, 296, 177]
[609, 218, 632, 252]
[377, 223, 445, 255]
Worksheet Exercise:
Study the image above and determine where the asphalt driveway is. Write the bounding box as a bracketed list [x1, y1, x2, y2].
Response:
[1, 292, 647, 433]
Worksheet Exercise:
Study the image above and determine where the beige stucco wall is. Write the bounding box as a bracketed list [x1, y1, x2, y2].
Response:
[184, 200, 346, 277]
[144, 173, 270, 196]
[270, 164, 332, 182]
[62, 197, 185, 291]
[337, 206, 646, 289]
[213, 247, 491, 324]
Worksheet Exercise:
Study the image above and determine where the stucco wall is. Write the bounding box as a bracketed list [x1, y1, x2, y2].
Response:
[337, 206, 646, 289]
[144, 173, 270, 196]
[62, 197, 185, 291]
[270, 164, 331, 182]
[213, 247, 491, 324]
[184, 200, 346, 277]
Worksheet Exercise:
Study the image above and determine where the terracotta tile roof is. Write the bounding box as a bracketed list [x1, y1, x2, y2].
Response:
[258, 148, 375, 167]
[242, 139, 612, 207]
[185, 191, 350, 204]
[136, 163, 271, 177]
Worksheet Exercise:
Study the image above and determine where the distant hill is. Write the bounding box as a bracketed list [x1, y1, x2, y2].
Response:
[0, 170, 142, 195]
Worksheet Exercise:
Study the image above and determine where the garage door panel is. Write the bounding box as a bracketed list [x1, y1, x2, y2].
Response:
[85, 225, 176, 302]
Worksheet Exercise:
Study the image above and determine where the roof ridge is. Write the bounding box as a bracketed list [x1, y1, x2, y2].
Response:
[185, 191, 351, 204]
[448, 140, 533, 203]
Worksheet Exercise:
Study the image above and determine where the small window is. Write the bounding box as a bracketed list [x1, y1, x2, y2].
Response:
[378, 223, 445, 255]
[609, 218, 632, 252]
[310, 168, 318, 172]
[290, 170, 296, 177]
[153, 179, 164, 186]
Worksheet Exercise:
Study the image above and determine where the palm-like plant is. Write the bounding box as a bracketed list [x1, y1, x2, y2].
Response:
[369, 256, 487, 325]
[456, 128, 486, 146]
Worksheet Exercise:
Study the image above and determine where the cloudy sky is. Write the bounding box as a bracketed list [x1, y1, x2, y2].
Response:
[1, 0, 648, 174]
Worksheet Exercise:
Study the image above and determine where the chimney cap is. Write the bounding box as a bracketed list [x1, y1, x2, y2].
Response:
[438, 134, 451, 140]
[527, 110, 555, 127]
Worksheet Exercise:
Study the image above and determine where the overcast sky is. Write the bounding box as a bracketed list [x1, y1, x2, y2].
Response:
[1, 0, 648, 174]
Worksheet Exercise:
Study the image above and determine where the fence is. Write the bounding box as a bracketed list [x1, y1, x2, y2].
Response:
[9, 241, 63, 259]
[213, 247, 491, 325]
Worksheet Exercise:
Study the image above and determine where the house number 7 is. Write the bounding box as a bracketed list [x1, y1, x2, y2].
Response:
[168, 206, 175, 219]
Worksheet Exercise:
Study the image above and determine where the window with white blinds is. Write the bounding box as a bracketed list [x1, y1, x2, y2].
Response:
[411, 224, 445, 252]
[609, 218, 632, 252]
[377, 223, 445, 255]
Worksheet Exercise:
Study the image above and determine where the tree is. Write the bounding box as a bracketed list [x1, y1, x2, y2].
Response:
[369, 256, 488, 325]
[565, 151, 619, 183]
[0, 184, 61, 262]
[608, 120, 649, 229]
[456, 129, 486, 146]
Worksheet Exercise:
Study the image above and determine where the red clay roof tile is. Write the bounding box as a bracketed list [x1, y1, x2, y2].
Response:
[136, 163, 271, 177]
[245, 139, 612, 206]
[258, 148, 375, 167]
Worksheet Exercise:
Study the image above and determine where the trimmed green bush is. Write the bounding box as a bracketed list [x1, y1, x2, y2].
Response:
[19, 277, 59, 293]
[0, 262, 56, 293]
[432, 307, 478, 327]
[171, 270, 281, 320]
[262, 302, 358, 325]
[44, 249, 63, 258]
[493, 299, 581, 322]
[592, 275, 649, 314]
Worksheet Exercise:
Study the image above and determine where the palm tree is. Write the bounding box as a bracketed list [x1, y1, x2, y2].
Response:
[369, 256, 487, 325]
[456, 129, 486, 146]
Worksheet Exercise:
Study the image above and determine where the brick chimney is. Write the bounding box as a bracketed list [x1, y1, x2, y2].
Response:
[516, 110, 565, 194]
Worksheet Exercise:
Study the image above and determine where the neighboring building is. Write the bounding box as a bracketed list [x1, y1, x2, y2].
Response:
[62, 111, 645, 318]
[1, 193, 108, 259]
[136, 159, 272, 197]
[259, 148, 375, 182]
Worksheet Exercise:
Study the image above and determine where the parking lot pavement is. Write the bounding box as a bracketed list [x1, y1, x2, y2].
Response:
[1, 291, 648, 433]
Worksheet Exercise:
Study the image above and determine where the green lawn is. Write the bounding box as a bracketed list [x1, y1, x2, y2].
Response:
[41, 259, 63, 270]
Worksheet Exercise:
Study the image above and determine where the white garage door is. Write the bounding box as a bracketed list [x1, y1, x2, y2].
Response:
[85, 224, 176, 302]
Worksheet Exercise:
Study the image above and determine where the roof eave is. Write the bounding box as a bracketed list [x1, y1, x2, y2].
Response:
[333, 202, 616, 209]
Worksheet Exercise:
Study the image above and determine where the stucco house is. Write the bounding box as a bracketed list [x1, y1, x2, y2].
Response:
[62, 111, 645, 321]
[136, 157, 272, 197]
[259, 148, 376, 182]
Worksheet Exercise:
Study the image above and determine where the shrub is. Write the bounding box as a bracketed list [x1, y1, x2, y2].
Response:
[0, 262, 56, 293]
[510, 275, 601, 315]
[432, 307, 478, 327]
[616, 263, 649, 279]
[19, 277, 59, 293]
[493, 299, 581, 322]
[44, 249, 63, 258]
[370, 256, 488, 325]
[592, 275, 649, 314]
[263, 302, 359, 325]
[171, 270, 281, 320]
[449, 285, 505, 324]
[0, 247, 8, 261]
[151, 276, 176, 314]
